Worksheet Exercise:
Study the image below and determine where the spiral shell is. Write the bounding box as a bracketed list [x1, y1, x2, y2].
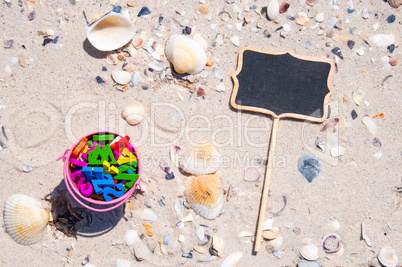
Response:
[4, 194, 50, 245]
[184, 173, 224, 219]
[165, 35, 207, 75]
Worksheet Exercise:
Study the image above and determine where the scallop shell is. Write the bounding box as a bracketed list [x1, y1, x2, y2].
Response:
[267, 0, 279, 21]
[300, 244, 319, 261]
[388, 0, 402, 8]
[122, 101, 144, 125]
[180, 142, 221, 175]
[112, 70, 132, 85]
[378, 246, 399, 267]
[165, 34, 207, 75]
[184, 173, 224, 220]
[87, 12, 136, 51]
[4, 194, 50, 245]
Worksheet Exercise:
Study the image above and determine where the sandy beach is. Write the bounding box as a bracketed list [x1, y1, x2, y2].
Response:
[0, 0, 401, 266]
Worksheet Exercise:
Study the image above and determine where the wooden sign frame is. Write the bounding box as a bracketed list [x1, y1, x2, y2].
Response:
[230, 47, 334, 252]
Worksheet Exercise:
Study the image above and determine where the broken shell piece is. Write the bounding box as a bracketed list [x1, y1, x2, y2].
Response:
[370, 34, 395, 47]
[330, 146, 345, 158]
[263, 219, 274, 230]
[122, 101, 144, 125]
[352, 89, 366, 105]
[378, 246, 399, 267]
[315, 137, 326, 152]
[112, 70, 132, 85]
[132, 35, 145, 49]
[295, 12, 309, 26]
[87, 12, 136, 51]
[300, 244, 319, 261]
[106, 53, 118, 65]
[221, 252, 243, 267]
[262, 226, 280, 240]
[148, 62, 165, 72]
[322, 233, 341, 253]
[362, 115, 378, 135]
[306, 0, 318, 6]
[184, 173, 224, 220]
[133, 243, 150, 261]
[165, 34, 207, 75]
[280, 23, 291, 38]
[315, 13, 324, 22]
[388, 0, 402, 8]
[194, 245, 208, 254]
[4, 194, 50, 245]
[180, 142, 221, 175]
[361, 222, 373, 247]
[170, 145, 183, 167]
[211, 235, 224, 257]
[193, 33, 208, 51]
[267, 0, 279, 21]
[244, 167, 261, 182]
[238, 231, 253, 238]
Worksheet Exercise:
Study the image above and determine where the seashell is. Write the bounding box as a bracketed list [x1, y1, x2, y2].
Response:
[279, 2, 290, 13]
[315, 13, 324, 22]
[300, 244, 319, 261]
[361, 222, 373, 247]
[238, 231, 253, 238]
[211, 235, 224, 257]
[378, 246, 399, 267]
[124, 229, 139, 246]
[306, 0, 318, 6]
[321, 233, 341, 253]
[298, 154, 321, 182]
[298, 262, 321, 267]
[263, 219, 274, 230]
[194, 245, 208, 254]
[4, 194, 50, 245]
[184, 174, 224, 220]
[295, 12, 309, 26]
[280, 23, 291, 38]
[267, 0, 279, 21]
[170, 145, 183, 167]
[362, 115, 378, 135]
[131, 70, 141, 86]
[388, 0, 402, 8]
[330, 146, 345, 158]
[122, 101, 144, 125]
[221, 252, 243, 267]
[133, 243, 150, 261]
[353, 89, 366, 105]
[86, 12, 136, 51]
[112, 70, 132, 85]
[132, 35, 145, 49]
[165, 34, 207, 75]
[180, 142, 221, 175]
[193, 33, 208, 51]
[262, 226, 280, 240]
[148, 62, 165, 72]
[370, 34, 395, 47]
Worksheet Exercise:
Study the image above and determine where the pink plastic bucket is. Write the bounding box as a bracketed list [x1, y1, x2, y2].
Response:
[58, 131, 142, 212]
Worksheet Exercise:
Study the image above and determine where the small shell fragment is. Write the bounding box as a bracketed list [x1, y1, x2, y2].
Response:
[221, 252, 243, 267]
[322, 233, 341, 253]
[211, 235, 224, 257]
[330, 146, 345, 158]
[353, 89, 366, 105]
[295, 12, 309, 26]
[361, 222, 373, 247]
[362, 115, 378, 135]
[112, 70, 132, 85]
[262, 226, 280, 240]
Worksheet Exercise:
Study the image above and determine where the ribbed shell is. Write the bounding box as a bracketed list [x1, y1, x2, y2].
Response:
[180, 142, 221, 175]
[165, 35, 207, 75]
[184, 174, 223, 220]
[388, 0, 401, 8]
[87, 12, 136, 51]
[4, 194, 50, 245]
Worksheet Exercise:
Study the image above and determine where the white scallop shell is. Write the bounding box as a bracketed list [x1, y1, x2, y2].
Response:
[184, 173, 224, 220]
[300, 244, 319, 261]
[112, 70, 132, 85]
[122, 101, 144, 125]
[87, 12, 136, 51]
[4, 194, 50, 245]
[378, 246, 399, 267]
[180, 142, 221, 175]
[165, 34, 207, 75]
[267, 0, 279, 21]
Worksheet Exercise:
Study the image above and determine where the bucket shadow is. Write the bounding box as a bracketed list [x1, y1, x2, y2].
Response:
[83, 38, 108, 59]
[47, 180, 126, 238]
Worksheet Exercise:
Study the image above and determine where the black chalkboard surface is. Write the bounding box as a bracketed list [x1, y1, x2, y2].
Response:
[230, 47, 334, 253]
[231, 47, 334, 122]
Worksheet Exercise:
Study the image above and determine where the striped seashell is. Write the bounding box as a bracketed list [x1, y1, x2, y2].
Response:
[4, 194, 50, 245]
[87, 12, 136, 51]
[165, 34, 207, 75]
[180, 142, 221, 175]
[184, 173, 224, 219]
[388, 0, 401, 8]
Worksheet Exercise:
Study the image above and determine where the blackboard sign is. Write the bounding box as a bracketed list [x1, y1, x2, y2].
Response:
[231, 47, 334, 122]
[230, 47, 334, 253]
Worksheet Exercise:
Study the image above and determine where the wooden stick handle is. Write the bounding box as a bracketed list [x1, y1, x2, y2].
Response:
[254, 117, 280, 252]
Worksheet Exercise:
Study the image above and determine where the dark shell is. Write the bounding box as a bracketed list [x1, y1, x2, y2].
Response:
[331, 47, 343, 59]
[138, 6, 151, 17]
[347, 40, 355, 49]
[386, 14, 395, 23]
[298, 155, 321, 183]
